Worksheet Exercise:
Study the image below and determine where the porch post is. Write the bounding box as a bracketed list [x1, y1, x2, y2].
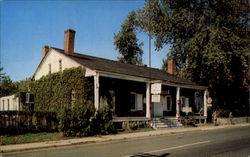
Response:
[94, 72, 100, 109]
[146, 82, 151, 118]
[176, 87, 180, 118]
[203, 89, 208, 123]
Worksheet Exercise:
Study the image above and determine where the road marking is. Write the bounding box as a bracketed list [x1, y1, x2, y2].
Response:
[201, 126, 225, 130]
[146, 140, 211, 154]
[123, 140, 211, 156]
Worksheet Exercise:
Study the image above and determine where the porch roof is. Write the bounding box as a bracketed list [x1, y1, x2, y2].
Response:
[52, 47, 206, 89]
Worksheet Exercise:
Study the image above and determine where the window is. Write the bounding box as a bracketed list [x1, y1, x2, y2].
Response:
[180, 96, 189, 110]
[7, 99, 10, 110]
[130, 93, 143, 111]
[162, 96, 172, 111]
[71, 90, 76, 105]
[13, 98, 17, 110]
[166, 96, 172, 111]
[2, 100, 4, 111]
[49, 64, 51, 74]
[130, 93, 136, 110]
[59, 59, 62, 71]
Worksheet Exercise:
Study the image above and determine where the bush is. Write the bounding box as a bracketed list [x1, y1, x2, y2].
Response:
[216, 109, 231, 118]
[91, 104, 116, 135]
[59, 102, 94, 137]
[182, 116, 196, 127]
[128, 121, 149, 130]
[59, 103, 116, 137]
[0, 111, 58, 135]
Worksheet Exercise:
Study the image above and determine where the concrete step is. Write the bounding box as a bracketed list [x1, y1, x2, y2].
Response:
[151, 117, 183, 129]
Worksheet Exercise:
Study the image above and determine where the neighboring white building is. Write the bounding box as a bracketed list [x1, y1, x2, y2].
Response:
[0, 94, 21, 111]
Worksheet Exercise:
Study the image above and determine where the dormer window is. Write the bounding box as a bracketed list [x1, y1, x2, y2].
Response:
[59, 59, 62, 71]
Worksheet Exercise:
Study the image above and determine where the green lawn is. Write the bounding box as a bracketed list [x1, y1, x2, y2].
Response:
[0, 132, 70, 145]
[0, 128, 154, 145]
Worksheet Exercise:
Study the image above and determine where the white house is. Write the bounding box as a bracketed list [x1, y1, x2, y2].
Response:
[0, 94, 21, 111]
[33, 29, 209, 128]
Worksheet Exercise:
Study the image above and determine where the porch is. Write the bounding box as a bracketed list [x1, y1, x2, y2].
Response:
[93, 74, 208, 122]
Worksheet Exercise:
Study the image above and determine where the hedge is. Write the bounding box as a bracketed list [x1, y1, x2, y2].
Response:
[0, 111, 58, 135]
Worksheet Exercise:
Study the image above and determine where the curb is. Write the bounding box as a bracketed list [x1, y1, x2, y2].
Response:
[1, 123, 249, 154]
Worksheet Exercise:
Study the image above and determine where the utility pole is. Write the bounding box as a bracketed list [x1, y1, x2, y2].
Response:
[149, 35, 151, 68]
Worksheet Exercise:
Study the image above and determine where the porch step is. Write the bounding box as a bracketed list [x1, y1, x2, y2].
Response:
[151, 117, 183, 129]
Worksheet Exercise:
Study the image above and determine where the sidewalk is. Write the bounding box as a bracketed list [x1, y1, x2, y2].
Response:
[1, 123, 249, 153]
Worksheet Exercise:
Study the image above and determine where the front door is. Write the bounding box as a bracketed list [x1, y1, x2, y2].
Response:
[153, 102, 163, 116]
[163, 95, 172, 111]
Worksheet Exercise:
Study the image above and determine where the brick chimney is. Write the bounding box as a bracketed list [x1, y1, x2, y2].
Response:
[64, 29, 75, 54]
[42, 45, 49, 58]
[168, 58, 176, 75]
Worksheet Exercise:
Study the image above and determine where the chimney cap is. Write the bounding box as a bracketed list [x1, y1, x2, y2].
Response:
[64, 29, 76, 33]
[43, 45, 49, 48]
[42, 45, 50, 58]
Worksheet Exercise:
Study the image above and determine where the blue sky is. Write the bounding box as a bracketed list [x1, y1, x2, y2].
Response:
[0, 0, 169, 81]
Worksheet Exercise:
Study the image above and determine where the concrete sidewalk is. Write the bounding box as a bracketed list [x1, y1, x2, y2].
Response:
[1, 123, 249, 153]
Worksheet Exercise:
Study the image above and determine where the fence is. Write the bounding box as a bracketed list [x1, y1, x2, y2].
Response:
[0, 111, 58, 135]
[217, 116, 250, 125]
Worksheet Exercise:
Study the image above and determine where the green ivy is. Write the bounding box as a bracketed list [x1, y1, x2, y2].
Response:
[16, 67, 116, 136]
[28, 67, 94, 112]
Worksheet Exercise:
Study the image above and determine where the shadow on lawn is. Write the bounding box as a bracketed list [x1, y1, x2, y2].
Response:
[128, 153, 170, 157]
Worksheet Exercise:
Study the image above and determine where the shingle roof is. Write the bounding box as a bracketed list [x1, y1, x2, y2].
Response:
[52, 47, 206, 89]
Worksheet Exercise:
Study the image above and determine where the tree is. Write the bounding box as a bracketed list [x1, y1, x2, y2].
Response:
[0, 67, 17, 97]
[161, 58, 168, 72]
[114, 11, 144, 65]
[134, 0, 249, 113]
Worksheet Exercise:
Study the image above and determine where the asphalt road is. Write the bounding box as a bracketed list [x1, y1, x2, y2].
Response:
[3, 126, 250, 157]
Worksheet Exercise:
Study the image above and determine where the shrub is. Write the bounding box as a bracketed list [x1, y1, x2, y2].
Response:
[128, 121, 149, 130]
[182, 116, 196, 127]
[59, 103, 116, 137]
[0, 111, 58, 135]
[216, 109, 231, 118]
[59, 102, 95, 137]
[90, 104, 116, 135]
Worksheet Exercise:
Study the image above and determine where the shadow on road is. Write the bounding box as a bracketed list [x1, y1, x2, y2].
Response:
[128, 153, 170, 157]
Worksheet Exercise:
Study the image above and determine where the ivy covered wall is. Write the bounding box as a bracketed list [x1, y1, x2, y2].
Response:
[29, 67, 94, 112]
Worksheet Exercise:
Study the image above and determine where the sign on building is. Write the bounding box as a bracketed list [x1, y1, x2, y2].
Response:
[182, 106, 192, 115]
[152, 94, 161, 102]
[151, 83, 162, 94]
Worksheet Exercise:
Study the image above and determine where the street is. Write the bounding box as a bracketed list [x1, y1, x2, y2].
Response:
[3, 126, 250, 157]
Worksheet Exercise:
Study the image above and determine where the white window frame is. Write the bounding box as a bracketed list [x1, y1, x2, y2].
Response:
[71, 90, 76, 106]
[59, 59, 62, 71]
[2, 100, 5, 111]
[13, 98, 17, 110]
[49, 64, 51, 74]
[7, 99, 10, 111]
[130, 92, 143, 111]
